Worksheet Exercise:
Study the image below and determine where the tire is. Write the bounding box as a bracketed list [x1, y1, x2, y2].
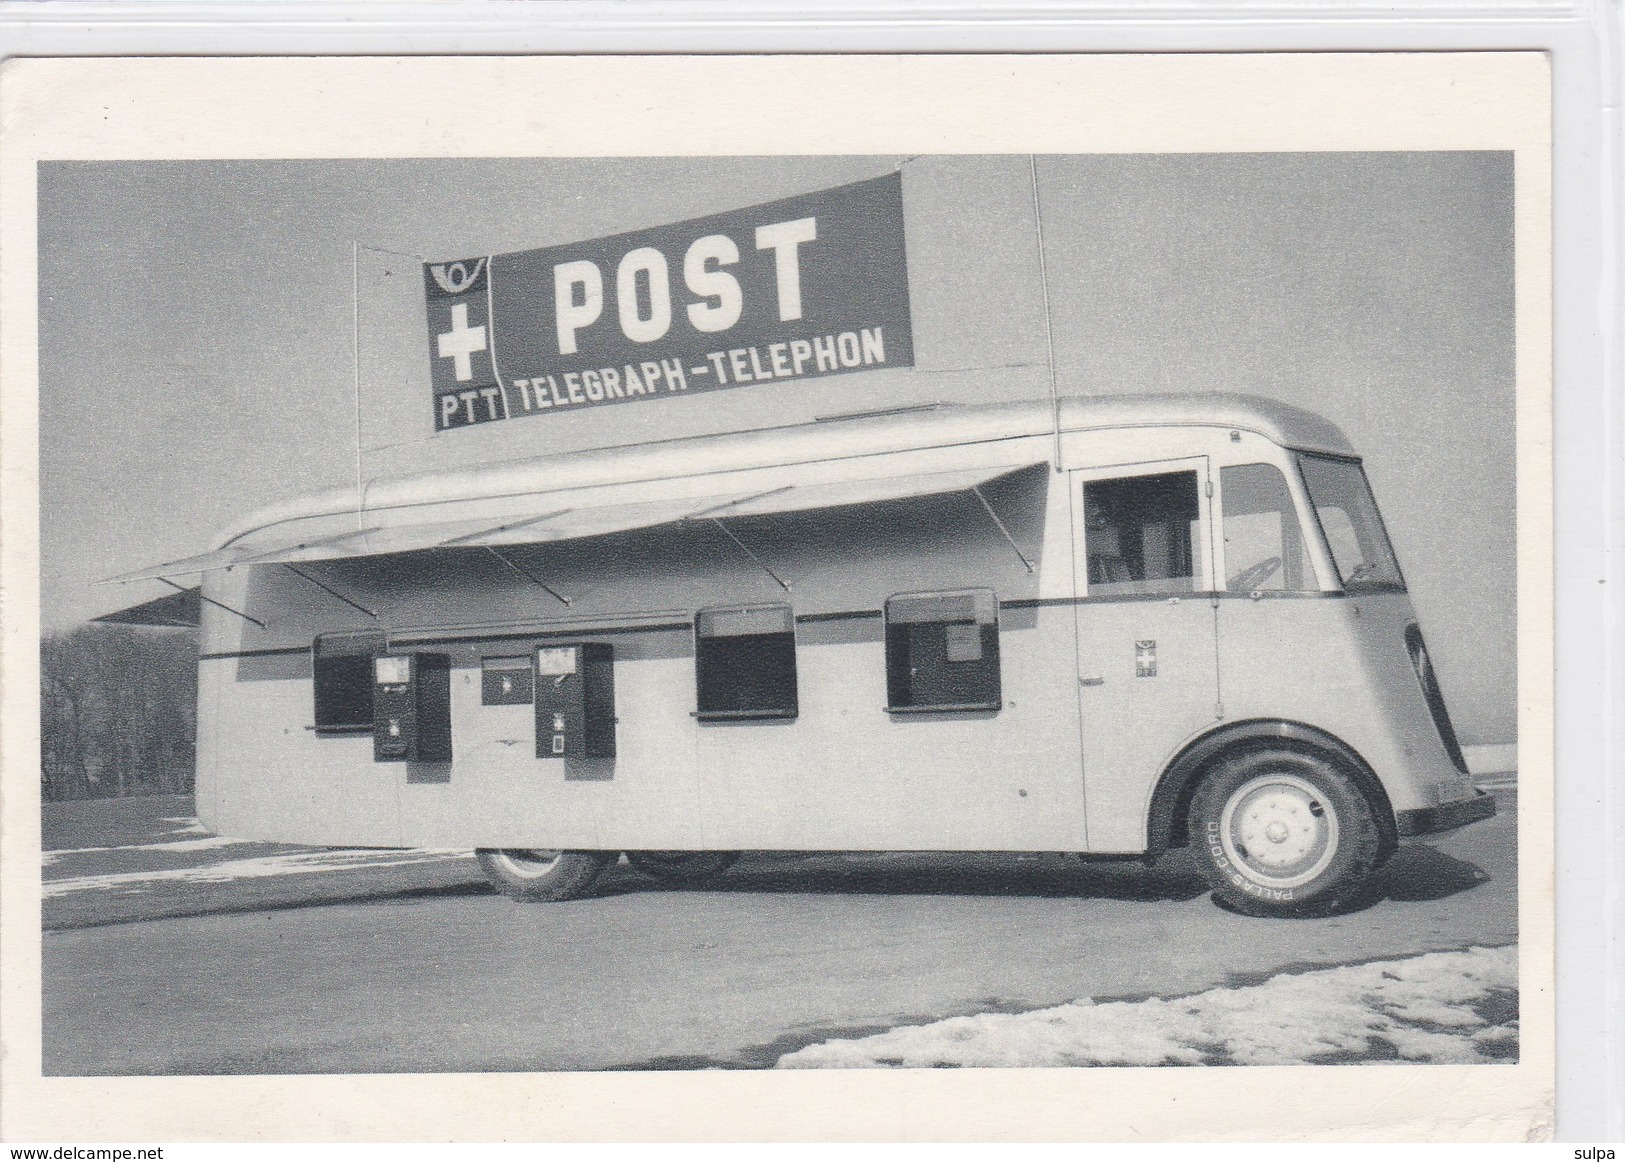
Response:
[625, 850, 741, 884]
[1187, 748, 1383, 917]
[476, 849, 612, 901]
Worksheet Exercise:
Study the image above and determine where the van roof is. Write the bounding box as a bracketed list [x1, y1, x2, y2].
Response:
[216, 392, 1353, 553]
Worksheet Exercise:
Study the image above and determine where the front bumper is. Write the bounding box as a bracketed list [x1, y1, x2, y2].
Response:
[1395, 789, 1497, 837]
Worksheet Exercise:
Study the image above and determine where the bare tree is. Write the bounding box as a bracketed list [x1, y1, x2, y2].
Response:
[40, 625, 197, 801]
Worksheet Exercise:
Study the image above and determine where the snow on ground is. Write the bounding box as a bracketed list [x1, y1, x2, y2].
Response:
[42, 834, 244, 866]
[43, 815, 473, 897]
[159, 816, 211, 835]
[778, 945, 1518, 1069]
[44, 847, 475, 897]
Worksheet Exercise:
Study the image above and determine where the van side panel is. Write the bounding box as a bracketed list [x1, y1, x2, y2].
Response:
[203, 651, 404, 848]
[1074, 598, 1219, 852]
[690, 605, 1085, 851]
[195, 440, 1092, 851]
[396, 636, 705, 851]
[198, 610, 1084, 850]
[1214, 595, 1458, 819]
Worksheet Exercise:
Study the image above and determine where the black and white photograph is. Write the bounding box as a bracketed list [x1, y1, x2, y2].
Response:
[2, 53, 1554, 1141]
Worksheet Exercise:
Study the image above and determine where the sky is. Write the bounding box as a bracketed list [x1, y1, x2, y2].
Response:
[38, 153, 1515, 741]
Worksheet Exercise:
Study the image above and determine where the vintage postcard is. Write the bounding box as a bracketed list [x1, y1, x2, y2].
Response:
[0, 53, 1553, 1140]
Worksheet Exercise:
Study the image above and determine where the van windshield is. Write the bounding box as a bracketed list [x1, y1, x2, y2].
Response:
[1296, 455, 1405, 593]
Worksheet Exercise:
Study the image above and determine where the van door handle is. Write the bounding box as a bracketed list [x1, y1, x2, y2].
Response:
[1079, 675, 1105, 686]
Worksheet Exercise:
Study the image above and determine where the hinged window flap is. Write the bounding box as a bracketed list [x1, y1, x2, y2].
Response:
[884, 588, 1002, 713]
[313, 630, 388, 735]
[886, 589, 998, 626]
[698, 605, 795, 638]
[695, 603, 799, 720]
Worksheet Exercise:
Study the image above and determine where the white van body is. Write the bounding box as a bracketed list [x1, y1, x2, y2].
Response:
[112, 394, 1494, 915]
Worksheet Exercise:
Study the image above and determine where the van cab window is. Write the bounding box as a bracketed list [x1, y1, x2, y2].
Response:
[1083, 470, 1201, 596]
[1297, 455, 1405, 592]
[1220, 463, 1310, 593]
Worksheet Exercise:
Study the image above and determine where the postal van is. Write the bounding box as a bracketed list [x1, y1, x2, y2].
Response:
[105, 393, 1496, 917]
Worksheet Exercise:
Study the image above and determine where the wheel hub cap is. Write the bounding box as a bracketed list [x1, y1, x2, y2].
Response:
[1218, 773, 1340, 890]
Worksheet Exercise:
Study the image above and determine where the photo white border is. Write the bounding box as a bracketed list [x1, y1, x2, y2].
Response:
[0, 52, 1555, 1142]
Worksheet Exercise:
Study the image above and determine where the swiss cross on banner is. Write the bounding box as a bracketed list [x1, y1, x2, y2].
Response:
[424, 258, 504, 426]
[422, 173, 914, 433]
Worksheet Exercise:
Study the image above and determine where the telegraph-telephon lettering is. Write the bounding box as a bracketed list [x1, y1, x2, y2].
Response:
[443, 328, 891, 428]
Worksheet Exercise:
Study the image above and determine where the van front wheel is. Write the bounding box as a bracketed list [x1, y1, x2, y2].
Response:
[1187, 750, 1382, 917]
[476, 849, 612, 901]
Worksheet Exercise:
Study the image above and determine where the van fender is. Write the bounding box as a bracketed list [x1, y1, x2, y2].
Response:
[1145, 719, 1399, 859]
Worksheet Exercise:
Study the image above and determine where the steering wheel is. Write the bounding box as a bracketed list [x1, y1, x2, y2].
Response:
[1228, 556, 1282, 593]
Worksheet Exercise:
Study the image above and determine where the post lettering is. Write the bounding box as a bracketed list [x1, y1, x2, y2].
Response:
[554, 260, 603, 355]
[616, 247, 672, 344]
[684, 234, 743, 333]
[755, 216, 816, 321]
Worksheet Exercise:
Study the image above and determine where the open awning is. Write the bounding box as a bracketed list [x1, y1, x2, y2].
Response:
[92, 586, 201, 628]
[100, 529, 379, 584]
[103, 462, 1042, 584]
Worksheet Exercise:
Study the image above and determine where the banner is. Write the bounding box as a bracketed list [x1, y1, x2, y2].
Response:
[423, 173, 913, 431]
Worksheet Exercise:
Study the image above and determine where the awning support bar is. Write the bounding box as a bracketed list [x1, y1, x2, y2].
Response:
[156, 577, 266, 629]
[485, 546, 571, 607]
[235, 525, 381, 564]
[281, 564, 379, 619]
[439, 508, 575, 548]
[971, 486, 1036, 574]
[708, 518, 792, 592]
[684, 487, 794, 521]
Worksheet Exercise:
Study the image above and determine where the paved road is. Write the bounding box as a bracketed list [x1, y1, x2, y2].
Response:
[43, 790, 1516, 1075]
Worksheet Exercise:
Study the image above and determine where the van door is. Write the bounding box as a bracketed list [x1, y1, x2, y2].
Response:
[1068, 457, 1220, 852]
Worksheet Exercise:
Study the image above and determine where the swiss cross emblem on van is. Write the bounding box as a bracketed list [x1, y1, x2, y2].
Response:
[1135, 640, 1158, 678]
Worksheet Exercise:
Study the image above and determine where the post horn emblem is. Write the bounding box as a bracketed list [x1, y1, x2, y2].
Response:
[429, 257, 487, 295]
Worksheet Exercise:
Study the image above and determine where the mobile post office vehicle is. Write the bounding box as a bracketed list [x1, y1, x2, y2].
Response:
[105, 394, 1496, 916]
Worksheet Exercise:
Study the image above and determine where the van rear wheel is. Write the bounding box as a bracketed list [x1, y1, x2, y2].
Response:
[1187, 749, 1382, 917]
[626, 851, 740, 884]
[476, 849, 612, 901]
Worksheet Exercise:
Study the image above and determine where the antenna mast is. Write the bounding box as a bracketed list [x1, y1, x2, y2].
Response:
[1029, 155, 1062, 473]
